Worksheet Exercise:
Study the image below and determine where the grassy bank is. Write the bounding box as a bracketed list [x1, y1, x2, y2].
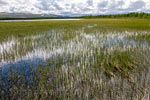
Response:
[0, 18, 150, 41]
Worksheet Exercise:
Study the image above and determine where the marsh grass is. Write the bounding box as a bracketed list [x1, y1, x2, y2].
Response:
[128, 33, 150, 43]
[103, 50, 136, 78]
[0, 19, 150, 100]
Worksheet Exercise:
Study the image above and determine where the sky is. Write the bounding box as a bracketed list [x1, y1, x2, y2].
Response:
[0, 0, 150, 16]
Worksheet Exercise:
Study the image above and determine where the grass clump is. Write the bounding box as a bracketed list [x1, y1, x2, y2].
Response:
[103, 50, 136, 78]
[128, 33, 150, 43]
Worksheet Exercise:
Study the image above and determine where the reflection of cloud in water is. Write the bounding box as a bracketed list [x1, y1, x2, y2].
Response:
[0, 57, 47, 76]
[0, 39, 16, 54]
[1, 30, 150, 76]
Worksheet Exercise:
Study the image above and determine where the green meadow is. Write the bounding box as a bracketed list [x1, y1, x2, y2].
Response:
[0, 19, 150, 100]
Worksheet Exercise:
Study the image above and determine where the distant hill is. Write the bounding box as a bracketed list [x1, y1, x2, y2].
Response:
[0, 12, 61, 18]
[2, 12, 150, 20]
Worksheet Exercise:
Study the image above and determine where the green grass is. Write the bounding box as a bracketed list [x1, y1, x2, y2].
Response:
[1, 18, 150, 99]
[103, 50, 136, 78]
[0, 18, 150, 42]
[128, 33, 150, 42]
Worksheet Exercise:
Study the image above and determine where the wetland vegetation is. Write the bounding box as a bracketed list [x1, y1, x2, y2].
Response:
[0, 19, 150, 100]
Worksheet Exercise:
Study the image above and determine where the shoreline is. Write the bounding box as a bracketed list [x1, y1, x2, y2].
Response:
[0, 19, 81, 22]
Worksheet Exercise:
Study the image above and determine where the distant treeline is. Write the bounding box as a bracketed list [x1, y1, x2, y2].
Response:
[1, 12, 150, 20]
[81, 12, 150, 19]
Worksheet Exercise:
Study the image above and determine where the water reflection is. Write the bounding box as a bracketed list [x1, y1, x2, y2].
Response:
[0, 57, 47, 77]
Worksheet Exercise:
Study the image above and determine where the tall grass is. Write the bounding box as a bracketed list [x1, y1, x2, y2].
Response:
[0, 19, 150, 99]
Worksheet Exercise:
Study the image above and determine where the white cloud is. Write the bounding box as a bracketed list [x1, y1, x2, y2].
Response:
[0, 0, 150, 15]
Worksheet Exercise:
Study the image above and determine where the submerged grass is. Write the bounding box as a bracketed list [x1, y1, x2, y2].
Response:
[0, 18, 150, 99]
[128, 33, 150, 43]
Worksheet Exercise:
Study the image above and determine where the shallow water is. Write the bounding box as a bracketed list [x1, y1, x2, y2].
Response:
[0, 28, 150, 82]
[0, 57, 45, 76]
[0, 30, 149, 68]
[0, 19, 81, 22]
[1, 25, 150, 99]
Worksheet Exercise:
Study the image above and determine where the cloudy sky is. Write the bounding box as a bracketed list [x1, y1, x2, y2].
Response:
[0, 0, 150, 16]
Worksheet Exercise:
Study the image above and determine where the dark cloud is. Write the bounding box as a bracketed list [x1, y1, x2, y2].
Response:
[129, 1, 145, 10]
[98, 1, 108, 8]
[97, 0, 144, 14]
[117, 1, 124, 7]
[87, 0, 93, 6]
[9, 7, 16, 12]
[53, 3, 62, 10]
[35, 1, 50, 10]
[0, 0, 7, 6]
[112, 0, 146, 13]
[80, 7, 92, 12]
[35, 1, 55, 11]
[71, 4, 75, 9]
[35, 0, 62, 11]
[109, 0, 125, 9]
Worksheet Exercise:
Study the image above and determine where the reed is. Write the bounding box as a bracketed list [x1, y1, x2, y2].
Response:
[0, 19, 150, 100]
